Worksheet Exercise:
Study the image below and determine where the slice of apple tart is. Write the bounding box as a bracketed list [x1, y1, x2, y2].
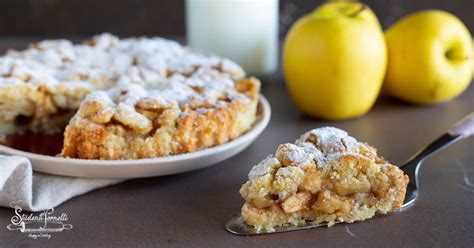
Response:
[239, 127, 408, 232]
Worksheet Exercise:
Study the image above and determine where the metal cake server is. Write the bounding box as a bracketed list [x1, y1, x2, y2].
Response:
[226, 112, 474, 236]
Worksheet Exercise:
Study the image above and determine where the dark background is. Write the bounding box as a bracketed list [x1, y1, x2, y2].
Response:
[1, 0, 472, 37]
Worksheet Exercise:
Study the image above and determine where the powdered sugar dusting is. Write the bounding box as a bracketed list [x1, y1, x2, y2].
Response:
[275, 143, 307, 166]
[293, 127, 370, 168]
[276, 166, 303, 177]
[0, 33, 250, 120]
[297, 127, 359, 154]
[245, 127, 383, 187]
[296, 142, 327, 167]
[0, 34, 245, 97]
[248, 155, 281, 180]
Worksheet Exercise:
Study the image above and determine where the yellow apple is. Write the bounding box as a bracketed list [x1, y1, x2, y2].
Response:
[384, 10, 472, 105]
[283, 2, 387, 120]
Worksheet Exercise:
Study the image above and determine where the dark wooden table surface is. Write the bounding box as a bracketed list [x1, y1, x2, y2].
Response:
[0, 38, 473, 247]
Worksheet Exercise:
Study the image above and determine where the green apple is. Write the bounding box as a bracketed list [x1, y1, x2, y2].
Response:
[384, 10, 472, 105]
[283, 2, 387, 120]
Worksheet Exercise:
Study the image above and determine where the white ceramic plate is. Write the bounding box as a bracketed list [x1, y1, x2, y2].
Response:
[0, 95, 271, 178]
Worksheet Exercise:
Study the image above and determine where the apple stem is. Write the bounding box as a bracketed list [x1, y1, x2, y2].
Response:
[447, 56, 471, 61]
[348, 3, 366, 17]
[445, 49, 471, 61]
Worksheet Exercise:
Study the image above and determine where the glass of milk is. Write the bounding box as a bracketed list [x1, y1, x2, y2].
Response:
[186, 0, 279, 78]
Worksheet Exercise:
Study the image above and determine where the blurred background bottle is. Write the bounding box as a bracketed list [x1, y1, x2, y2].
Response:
[186, 0, 279, 79]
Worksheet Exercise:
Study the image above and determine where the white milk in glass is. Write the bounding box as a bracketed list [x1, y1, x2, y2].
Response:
[186, 0, 279, 78]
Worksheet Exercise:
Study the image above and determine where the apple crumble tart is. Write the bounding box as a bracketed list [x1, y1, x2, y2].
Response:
[239, 127, 408, 232]
[0, 33, 260, 159]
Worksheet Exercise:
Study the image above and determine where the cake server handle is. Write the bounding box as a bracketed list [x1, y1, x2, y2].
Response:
[448, 112, 474, 138]
[401, 112, 474, 169]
